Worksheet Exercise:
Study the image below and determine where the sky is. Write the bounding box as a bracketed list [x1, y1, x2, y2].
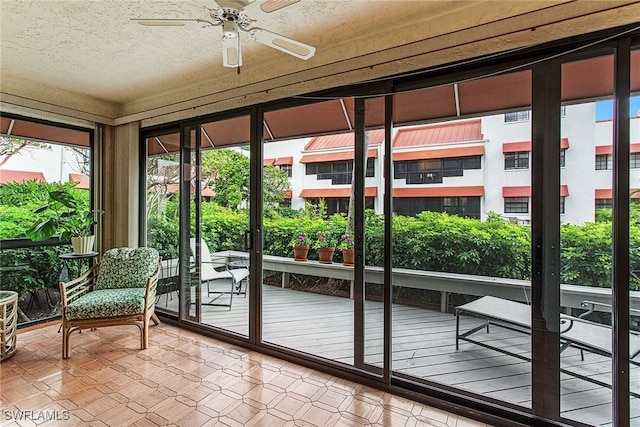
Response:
[595, 96, 640, 120]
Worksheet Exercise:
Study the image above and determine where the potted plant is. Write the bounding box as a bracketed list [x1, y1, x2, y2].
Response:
[339, 233, 355, 266]
[26, 188, 102, 255]
[290, 229, 310, 261]
[313, 230, 337, 264]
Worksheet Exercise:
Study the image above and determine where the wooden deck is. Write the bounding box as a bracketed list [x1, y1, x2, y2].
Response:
[155, 284, 639, 426]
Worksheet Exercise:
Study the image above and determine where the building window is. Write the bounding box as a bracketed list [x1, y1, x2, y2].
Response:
[560, 105, 567, 117]
[560, 196, 566, 214]
[393, 197, 480, 218]
[560, 149, 566, 167]
[279, 164, 292, 177]
[504, 110, 530, 123]
[595, 199, 613, 209]
[504, 197, 529, 214]
[504, 152, 529, 170]
[631, 153, 640, 169]
[305, 158, 375, 184]
[394, 155, 480, 183]
[595, 154, 612, 170]
[305, 197, 374, 215]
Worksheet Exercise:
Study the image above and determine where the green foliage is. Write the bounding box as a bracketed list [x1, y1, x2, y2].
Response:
[199, 203, 248, 251]
[26, 186, 101, 241]
[364, 211, 531, 278]
[290, 229, 310, 248]
[560, 221, 640, 290]
[339, 233, 355, 250]
[312, 229, 338, 249]
[0, 245, 69, 295]
[263, 166, 290, 207]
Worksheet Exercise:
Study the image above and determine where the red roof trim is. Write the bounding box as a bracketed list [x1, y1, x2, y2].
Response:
[503, 141, 530, 153]
[394, 145, 484, 161]
[304, 129, 384, 151]
[68, 173, 90, 190]
[393, 186, 484, 197]
[300, 187, 378, 198]
[0, 169, 46, 184]
[274, 157, 293, 166]
[393, 120, 483, 148]
[503, 138, 570, 153]
[300, 148, 378, 163]
[503, 185, 569, 197]
[596, 143, 640, 155]
[595, 188, 640, 199]
[264, 158, 276, 166]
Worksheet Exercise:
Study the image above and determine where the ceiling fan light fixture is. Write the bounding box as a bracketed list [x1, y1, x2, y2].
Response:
[223, 21, 239, 38]
[134, 0, 315, 68]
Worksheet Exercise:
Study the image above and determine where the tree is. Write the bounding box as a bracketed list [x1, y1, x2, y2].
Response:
[146, 154, 180, 218]
[0, 136, 51, 167]
[201, 148, 291, 209]
[203, 149, 250, 208]
[346, 131, 370, 234]
[263, 165, 290, 207]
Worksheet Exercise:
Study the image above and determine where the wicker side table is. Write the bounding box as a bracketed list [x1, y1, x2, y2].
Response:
[0, 290, 18, 361]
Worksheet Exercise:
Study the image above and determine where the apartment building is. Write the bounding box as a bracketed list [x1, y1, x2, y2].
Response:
[265, 102, 640, 224]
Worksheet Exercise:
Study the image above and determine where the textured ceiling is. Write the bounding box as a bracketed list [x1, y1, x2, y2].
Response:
[0, 0, 460, 105]
[2, 1, 640, 125]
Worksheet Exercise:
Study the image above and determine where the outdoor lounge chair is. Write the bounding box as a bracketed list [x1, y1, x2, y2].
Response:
[189, 238, 249, 310]
[59, 247, 161, 359]
[455, 295, 640, 396]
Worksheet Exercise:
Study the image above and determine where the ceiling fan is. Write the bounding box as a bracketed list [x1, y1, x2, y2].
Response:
[133, 0, 316, 69]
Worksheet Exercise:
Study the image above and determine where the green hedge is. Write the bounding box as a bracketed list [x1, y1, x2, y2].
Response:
[143, 200, 640, 290]
[4, 181, 640, 297]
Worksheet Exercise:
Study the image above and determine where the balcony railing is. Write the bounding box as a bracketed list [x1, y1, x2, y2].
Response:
[0, 238, 75, 327]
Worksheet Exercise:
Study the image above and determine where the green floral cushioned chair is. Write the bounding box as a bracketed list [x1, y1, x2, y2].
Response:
[60, 247, 161, 359]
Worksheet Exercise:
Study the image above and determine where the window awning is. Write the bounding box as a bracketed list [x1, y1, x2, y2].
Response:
[283, 190, 292, 199]
[393, 120, 482, 148]
[305, 129, 384, 150]
[595, 143, 640, 155]
[503, 138, 570, 153]
[502, 185, 569, 197]
[300, 187, 378, 198]
[0, 169, 46, 184]
[393, 186, 484, 197]
[300, 148, 378, 163]
[595, 189, 640, 199]
[264, 158, 276, 166]
[1, 117, 90, 147]
[393, 145, 484, 162]
[274, 157, 293, 166]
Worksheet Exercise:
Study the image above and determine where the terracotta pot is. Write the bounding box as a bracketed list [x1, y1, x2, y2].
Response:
[317, 247, 335, 264]
[293, 245, 310, 261]
[342, 249, 355, 266]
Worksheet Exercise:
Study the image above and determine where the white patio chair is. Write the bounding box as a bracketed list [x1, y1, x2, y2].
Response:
[189, 238, 249, 310]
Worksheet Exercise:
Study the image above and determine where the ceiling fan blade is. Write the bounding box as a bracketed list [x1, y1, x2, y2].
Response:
[248, 28, 315, 60]
[133, 18, 213, 28]
[245, 0, 299, 14]
[200, 0, 219, 10]
[222, 32, 242, 67]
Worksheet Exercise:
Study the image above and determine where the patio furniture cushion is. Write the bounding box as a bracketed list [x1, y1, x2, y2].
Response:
[64, 288, 147, 320]
[96, 247, 160, 290]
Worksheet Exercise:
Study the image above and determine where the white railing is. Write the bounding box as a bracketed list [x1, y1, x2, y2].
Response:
[162, 251, 640, 313]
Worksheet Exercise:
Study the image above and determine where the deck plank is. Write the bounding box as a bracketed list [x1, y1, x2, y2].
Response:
[155, 283, 638, 425]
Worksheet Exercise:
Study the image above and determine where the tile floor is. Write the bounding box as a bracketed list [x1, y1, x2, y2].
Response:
[1, 322, 493, 426]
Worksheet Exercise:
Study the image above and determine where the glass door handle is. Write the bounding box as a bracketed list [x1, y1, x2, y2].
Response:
[244, 229, 252, 250]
